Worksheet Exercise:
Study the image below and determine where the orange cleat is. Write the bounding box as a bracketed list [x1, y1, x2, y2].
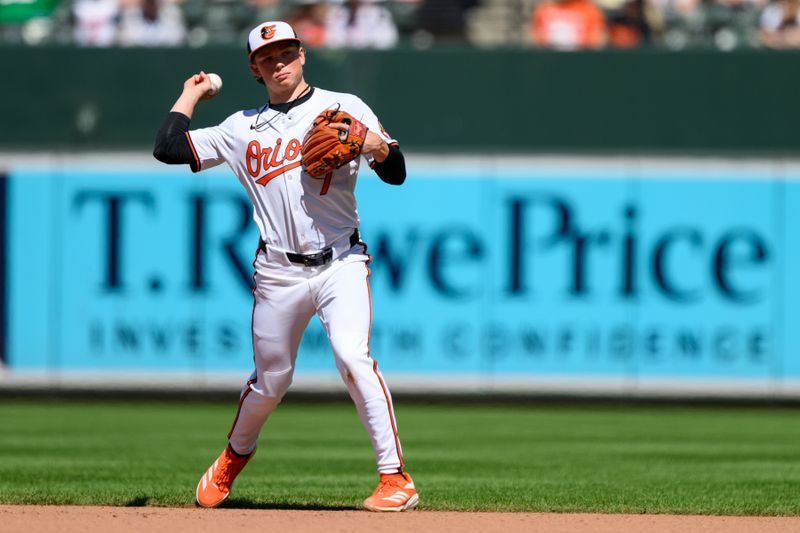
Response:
[195, 445, 253, 508]
[363, 472, 419, 512]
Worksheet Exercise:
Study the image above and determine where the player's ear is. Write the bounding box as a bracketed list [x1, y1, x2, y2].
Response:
[248, 61, 260, 78]
[299, 46, 306, 67]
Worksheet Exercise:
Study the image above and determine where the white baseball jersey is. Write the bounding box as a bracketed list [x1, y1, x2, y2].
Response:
[186, 88, 395, 254]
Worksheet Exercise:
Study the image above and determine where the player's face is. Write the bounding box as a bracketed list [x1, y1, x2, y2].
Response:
[250, 42, 306, 99]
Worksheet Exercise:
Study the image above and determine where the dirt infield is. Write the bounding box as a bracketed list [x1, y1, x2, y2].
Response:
[2, 506, 800, 533]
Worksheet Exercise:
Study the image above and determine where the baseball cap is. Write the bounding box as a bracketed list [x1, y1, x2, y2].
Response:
[247, 21, 300, 59]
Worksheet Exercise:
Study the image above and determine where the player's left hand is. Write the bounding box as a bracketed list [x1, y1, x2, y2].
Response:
[329, 123, 388, 163]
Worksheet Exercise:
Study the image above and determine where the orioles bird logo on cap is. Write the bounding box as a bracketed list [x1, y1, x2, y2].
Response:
[261, 25, 276, 40]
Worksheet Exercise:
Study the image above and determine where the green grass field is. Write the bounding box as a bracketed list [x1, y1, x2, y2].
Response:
[0, 398, 798, 515]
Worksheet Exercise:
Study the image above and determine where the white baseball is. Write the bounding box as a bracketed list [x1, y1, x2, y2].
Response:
[207, 73, 223, 97]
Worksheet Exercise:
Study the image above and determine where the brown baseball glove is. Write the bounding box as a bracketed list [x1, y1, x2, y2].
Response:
[302, 109, 368, 178]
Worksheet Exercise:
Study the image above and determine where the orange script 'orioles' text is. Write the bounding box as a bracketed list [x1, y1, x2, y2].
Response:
[247, 138, 303, 185]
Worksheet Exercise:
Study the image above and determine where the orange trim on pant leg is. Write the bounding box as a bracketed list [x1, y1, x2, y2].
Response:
[364, 262, 404, 469]
[250, 247, 260, 367]
[373, 359, 404, 469]
[229, 248, 262, 443]
[227, 377, 257, 440]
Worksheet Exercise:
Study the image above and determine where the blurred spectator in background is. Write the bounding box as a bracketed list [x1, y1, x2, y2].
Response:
[325, 0, 398, 48]
[706, 0, 764, 49]
[530, 0, 608, 49]
[649, 0, 704, 48]
[760, 0, 800, 47]
[249, 0, 282, 21]
[12, 0, 800, 50]
[607, 0, 652, 46]
[117, 0, 186, 46]
[72, 0, 120, 46]
[286, 1, 328, 48]
[414, 0, 476, 46]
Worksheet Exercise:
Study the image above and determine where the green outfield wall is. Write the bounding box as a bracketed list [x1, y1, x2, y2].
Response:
[2, 47, 799, 153]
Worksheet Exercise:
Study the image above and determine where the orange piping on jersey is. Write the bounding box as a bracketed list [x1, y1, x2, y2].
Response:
[255, 160, 302, 186]
[364, 262, 404, 469]
[185, 132, 201, 172]
[227, 377, 258, 440]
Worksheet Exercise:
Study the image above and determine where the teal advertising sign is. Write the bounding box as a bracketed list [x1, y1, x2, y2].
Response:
[5, 158, 799, 388]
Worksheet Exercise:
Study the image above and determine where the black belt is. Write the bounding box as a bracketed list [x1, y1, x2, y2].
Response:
[259, 229, 360, 267]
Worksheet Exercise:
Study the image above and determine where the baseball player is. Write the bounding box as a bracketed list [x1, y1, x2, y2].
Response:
[152, 21, 417, 512]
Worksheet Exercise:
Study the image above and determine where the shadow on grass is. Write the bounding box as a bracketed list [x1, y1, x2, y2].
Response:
[124, 497, 151, 507]
[223, 498, 360, 511]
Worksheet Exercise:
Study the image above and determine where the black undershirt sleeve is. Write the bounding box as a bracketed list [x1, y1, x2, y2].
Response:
[371, 144, 406, 185]
[153, 112, 198, 171]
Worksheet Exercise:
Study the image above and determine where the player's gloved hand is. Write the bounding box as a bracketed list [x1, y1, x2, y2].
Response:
[327, 122, 387, 160]
[302, 109, 368, 178]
